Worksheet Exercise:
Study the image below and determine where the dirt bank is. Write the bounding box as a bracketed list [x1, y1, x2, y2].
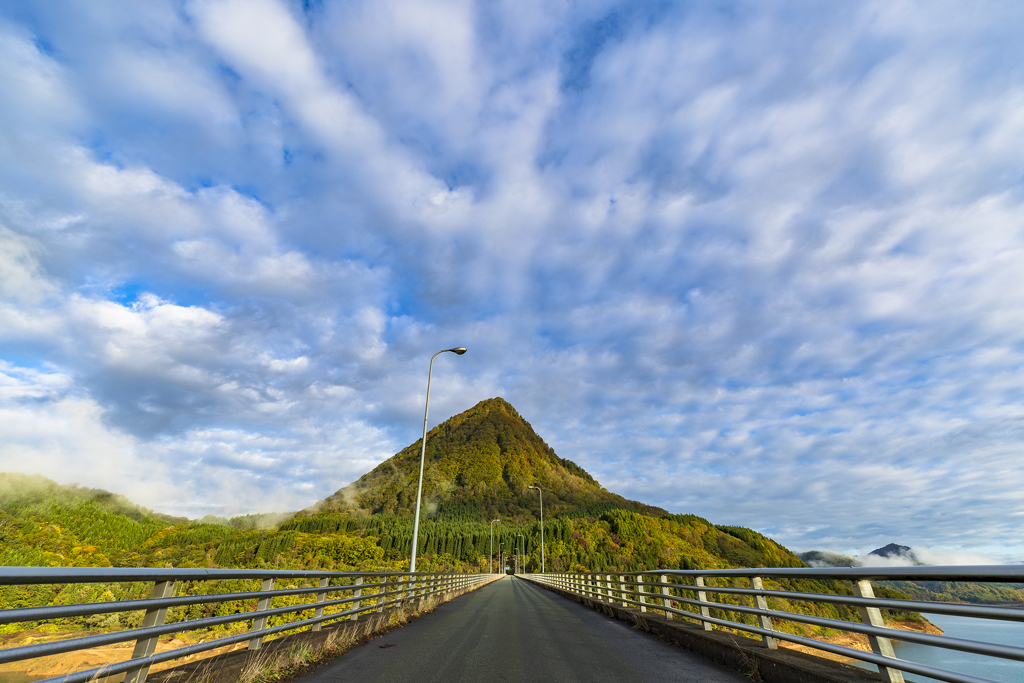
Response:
[779, 619, 944, 663]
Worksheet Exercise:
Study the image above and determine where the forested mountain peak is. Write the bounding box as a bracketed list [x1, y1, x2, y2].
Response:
[315, 397, 663, 523]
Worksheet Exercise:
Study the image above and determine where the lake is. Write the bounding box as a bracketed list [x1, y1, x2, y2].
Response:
[849, 613, 1024, 682]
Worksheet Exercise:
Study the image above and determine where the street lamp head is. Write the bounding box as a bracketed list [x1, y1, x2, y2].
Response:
[448, 347, 467, 355]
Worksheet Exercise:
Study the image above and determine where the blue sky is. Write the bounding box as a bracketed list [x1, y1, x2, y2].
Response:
[2, 0, 1024, 561]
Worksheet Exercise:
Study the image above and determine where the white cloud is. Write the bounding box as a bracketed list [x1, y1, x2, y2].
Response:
[2, 0, 1024, 560]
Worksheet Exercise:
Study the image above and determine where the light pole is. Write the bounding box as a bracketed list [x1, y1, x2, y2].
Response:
[410, 347, 467, 573]
[528, 485, 545, 573]
[518, 533, 525, 575]
[489, 518, 500, 574]
[499, 542, 505, 574]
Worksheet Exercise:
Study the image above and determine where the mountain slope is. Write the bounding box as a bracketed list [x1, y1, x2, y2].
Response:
[319, 397, 665, 522]
[0, 472, 183, 567]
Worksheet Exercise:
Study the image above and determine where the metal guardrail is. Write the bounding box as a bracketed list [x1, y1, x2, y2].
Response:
[523, 566, 1024, 683]
[0, 567, 498, 683]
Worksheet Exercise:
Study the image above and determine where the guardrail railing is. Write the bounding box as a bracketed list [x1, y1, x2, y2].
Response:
[522, 566, 1024, 683]
[0, 567, 498, 683]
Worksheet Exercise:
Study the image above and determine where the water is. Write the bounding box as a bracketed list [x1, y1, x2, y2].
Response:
[849, 613, 1024, 683]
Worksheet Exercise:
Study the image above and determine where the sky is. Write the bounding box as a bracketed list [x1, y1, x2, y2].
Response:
[2, 0, 1024, 561]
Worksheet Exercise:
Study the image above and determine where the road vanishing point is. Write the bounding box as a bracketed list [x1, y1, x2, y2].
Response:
[295, 575, 747, 683]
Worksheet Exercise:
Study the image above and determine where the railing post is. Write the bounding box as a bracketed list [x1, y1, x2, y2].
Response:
[377, 576, 388, 613]
[694, 577, 712, 631]
[637, 575, 647, 612]
[619, 575, 627, 606]
[123, 579, 175, 683]
[351, 577, 363, 620]
[248, 578, 275, 650]
[853, 580, 906, 683]
[750, 577, 777, 649]
[660, 574, 673, 619]
[311, 577, 329, 632]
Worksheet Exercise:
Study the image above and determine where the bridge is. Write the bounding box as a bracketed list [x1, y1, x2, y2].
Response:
[2, 565, 1023, 683]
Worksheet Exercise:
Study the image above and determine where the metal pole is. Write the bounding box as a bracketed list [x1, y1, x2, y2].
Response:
[853, 579, 905, 683]
[490, 518, 499, 574]
[529, 486, 545, 572]
[410, 347, 466, 573]
[124, 580, 175, 683]
[518, 533, 525, 576]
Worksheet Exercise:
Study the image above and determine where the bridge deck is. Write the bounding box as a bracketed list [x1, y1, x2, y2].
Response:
[295, 575, 748, 683]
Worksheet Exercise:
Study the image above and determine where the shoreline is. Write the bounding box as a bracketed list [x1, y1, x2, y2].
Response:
[778, 619, 944, 664]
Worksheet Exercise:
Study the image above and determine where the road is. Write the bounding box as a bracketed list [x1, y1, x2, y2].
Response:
[295, 575, 748, 683]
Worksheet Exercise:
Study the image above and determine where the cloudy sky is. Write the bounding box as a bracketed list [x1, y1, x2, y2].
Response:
[2, 0, 1023, 559]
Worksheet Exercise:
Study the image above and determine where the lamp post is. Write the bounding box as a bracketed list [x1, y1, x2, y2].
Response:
[489, 518, 500, 574]
[518, 533, 525, 575]
[528, 485, 545, 573]
[410, 347, 467, 573]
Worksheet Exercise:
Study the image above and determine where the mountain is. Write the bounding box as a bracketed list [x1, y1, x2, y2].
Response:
[281, 397, 815, 575]
[315, 397, 665, 522]
[870, 543, 920, 563]
[1, 398, 807, 576]
[3, 397, 937, 641]
[799, 543, 1024, 606]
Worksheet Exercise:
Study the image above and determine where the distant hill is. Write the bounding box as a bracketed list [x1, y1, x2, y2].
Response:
[0, 472, 181, 567]
[872, 543, 914, 559]
[798, 543, 920, 568]
[798, 543, 1024, 606]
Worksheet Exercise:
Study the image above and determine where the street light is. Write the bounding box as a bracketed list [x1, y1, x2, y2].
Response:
[410, 347, 467, 573]
[528, 485, 545, 573]
[489, 519, 500, 574]
[518, 533, 525, 575]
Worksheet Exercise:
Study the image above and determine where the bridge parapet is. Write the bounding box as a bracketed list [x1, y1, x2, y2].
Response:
[523, 565, 1024, 683]
[0, 567, 499, 683]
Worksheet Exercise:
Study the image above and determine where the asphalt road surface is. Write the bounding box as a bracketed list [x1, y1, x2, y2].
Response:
[295, 575, 748, 683]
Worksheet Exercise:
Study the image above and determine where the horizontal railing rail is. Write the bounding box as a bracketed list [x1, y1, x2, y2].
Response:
[0, 567, 499, 683]
[522, 566, 1024, 683]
